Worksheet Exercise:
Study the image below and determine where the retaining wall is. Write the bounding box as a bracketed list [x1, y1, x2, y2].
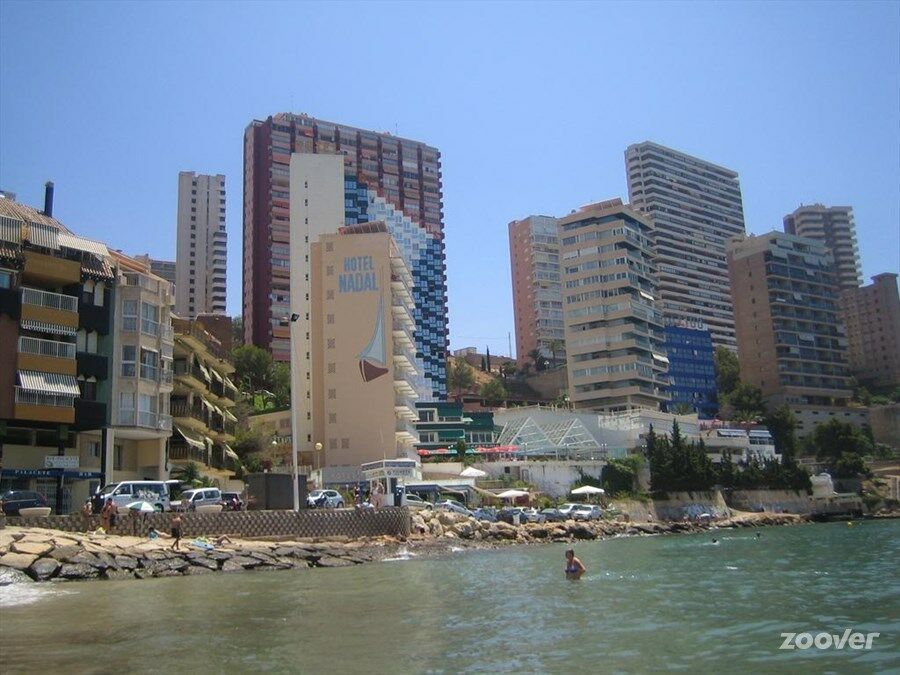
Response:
[1, 507, 411, 540]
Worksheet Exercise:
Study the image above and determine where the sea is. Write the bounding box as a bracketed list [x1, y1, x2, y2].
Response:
[1, 520, 898, 674]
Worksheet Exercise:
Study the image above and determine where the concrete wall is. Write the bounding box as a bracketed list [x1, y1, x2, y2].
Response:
[2, 507, 412, 539]
[869, 404, 900, 449]
[477, 460, 606, 498]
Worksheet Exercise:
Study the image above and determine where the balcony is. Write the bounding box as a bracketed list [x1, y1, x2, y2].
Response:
[169, 442, 210, 466]
[18, 335, 76, 359]
[20, 286, 79, 328]
[76, 352, 109, 380]
[23, 251, 81, 285]
[118, 409, 173, 431]
[171, 400, 209, 428]
[75, 399, 107, 430]
[14, 386, 75, 423]
[78, 302, 111, 335]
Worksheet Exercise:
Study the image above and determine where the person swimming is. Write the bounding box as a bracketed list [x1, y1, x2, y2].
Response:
[565, 548, 586, 580]
[712, 538, 718, 544]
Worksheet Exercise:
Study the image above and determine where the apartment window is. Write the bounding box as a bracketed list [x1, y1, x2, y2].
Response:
[327, 363, 336, 374]
[0, 269, 12, 288]
[122, 345, 137, 376]
[327, 338, 335, 349]
[141, 302, 159, 336]
[140, 348, 159, 380]
[327, 389, 336, 400]
[122, 300, 138, 332]
[87, 441, 101, 459]
[119, 392, 135, 424]
[328, 413, 337, 424]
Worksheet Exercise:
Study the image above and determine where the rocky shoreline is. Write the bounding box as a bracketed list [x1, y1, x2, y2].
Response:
[0, 510, 816, 585]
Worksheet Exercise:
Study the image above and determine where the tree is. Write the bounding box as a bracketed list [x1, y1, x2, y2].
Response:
[480, 379, 508, 406]
[232, 344, 274, 393]
[486, 346, 492, 372]
[764, 406, 799, 458]
[231, 316, 244, 348]
[671, 402, 694, 415]
[527, 348, 547, 372]
[499, 361, 517, 379]
[447, 359, 475, 401]
[714, 346, 740, 398]
[812, 418, 872, 462]
[549, 339, 565, 366]
[729, 383, 765, 425]
[270, 362, 291, 407]
[454, 439, 468, 464]
[233, 424, 267, 456]
[170, 461, 218, 488]
[480, 356, 487, 372]
[600, 455, 643, 496]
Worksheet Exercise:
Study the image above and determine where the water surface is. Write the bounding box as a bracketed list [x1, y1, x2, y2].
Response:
[2, 521, 898, 673]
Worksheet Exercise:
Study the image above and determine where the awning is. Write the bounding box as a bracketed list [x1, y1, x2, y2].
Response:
[20, 320, 77, 337]
[58, 232, 109, 257]
[204, 436, 214, 449]
[17, 370, 80, 395]
[224, 409, 238, 423]
[196, 360, 211, 381]
[174, 425, 206, 450]
[210, 368, 223, 383]
[23, 222, 59, 250]
[639, 290, 655, 302]
[652, 353, 670, 364]
[200, 397, 214, 412]
[222, 444, 239, 461]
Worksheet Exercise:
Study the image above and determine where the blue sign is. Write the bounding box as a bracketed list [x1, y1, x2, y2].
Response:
[0, 468, 103, 479]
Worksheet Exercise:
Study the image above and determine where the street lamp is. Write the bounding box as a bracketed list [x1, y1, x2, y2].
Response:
[314, 442, 323, 487]
[288, 312, 301, 511]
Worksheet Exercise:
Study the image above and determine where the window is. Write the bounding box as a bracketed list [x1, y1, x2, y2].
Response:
[0, 269, 12, 288]
[119, 393, 135, 425]
[123, 300, 138, 331]
[122, 345, 136, 376]
[141, 302, 159, 336]
[140, 348, 159, 380]
[87, 441, 101, 459]
[78, 379, 97, 401]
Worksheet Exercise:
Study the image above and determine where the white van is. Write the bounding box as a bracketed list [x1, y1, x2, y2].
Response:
[93, 481, 172, 512]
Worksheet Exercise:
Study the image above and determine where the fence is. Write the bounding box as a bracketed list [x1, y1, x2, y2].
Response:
[1, 507, 411, 540]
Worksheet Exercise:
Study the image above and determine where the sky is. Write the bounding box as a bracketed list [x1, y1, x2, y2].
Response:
[1, 1, 898, 358]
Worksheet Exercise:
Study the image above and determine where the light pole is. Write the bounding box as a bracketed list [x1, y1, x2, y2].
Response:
[288, 311, 301, 511]
[314, 441, 323, 488]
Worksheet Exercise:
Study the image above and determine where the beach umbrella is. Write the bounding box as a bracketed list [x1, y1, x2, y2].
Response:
[497, 489, 529, 500]
[570, 485, 605, 495]
[127, 501, 157, 513]
[459, 467, 487, 478]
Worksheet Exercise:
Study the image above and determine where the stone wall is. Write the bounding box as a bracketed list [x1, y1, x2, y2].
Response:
[729, 489, 863, 516]
[2, 508, 411, 540]
[652, 490, 732, 520]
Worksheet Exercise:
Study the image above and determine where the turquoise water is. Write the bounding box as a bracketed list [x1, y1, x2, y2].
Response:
[1, 521, 898, 673]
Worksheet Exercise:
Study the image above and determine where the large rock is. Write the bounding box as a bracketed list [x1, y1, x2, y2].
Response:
[315, 555, 354, 568]
[220, 560, 244, 572]
[28, 557, 60, 580]
[48, 545, 81, 561]
[429, 520, 445, 538]
[229, 555, 263, 569]
[0, 567, 33, 585]
[567, 524, 597, 540]
[102, 568, 135, 581]
[451, 522, 474, 539]
[184, 565, 214, 575]
[436, 511, 462, 527]
[114, 555, 139, 570]
[68, 551, 100, 567]
[58, 563, 99, 580]
[490, 522, 519, 540]
[11, 541, 53, 556]
[188, 556, 219, 570]
[0, 552, 38, 571]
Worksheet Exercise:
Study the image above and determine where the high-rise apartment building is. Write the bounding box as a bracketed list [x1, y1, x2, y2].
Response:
[625, 141, 746, 350]
[560, 199, 669, 412]
[839, 273, 900, 390]
[308, 225, 423, 482]
[508, 215, 564, 366]
[242, 113, 447, 395]
[175, 172, 226, 318]
[784, 204, 862, 291]
[726, 232, 852, 410]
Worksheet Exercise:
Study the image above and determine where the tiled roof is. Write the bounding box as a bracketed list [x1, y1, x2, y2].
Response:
[0, 198, 69, 232]
[0, 243, 24, 266]
[81, 254, 115, 281]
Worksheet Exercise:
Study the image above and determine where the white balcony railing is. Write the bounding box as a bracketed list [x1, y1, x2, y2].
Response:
[21, 287, 78, 313]
[18, 335, 76, 359]
[15, 386, 75, 408]
[120, 410, 173, 431]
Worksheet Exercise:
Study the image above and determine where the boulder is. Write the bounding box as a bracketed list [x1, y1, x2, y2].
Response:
[0, 567, 33, 585]
[11, 541, 53, 557]
[220, 560, 244, 572]
[451, 522, 474, 539]
[48, 546, 81, 561]
[133, 569, 154, 580]
[68, 551, 100, 567]
[183, 566, 215, 575]
[229, 555, 263, 568]
[153, 569, 183, 578]
[429, 521, 445, 538]
[567, 525, 597, 540]
[315, 555, 354, 568]
[0, 552, 38, 571]
[28, 557, 60, 581]
[490, 522, 519, 540]
[58, 563, 99, 580]
[114, 556, 139, 570]
[436, 511, 462, 527]
[102, 568, 136, 581]
[188, 556, 219, 570]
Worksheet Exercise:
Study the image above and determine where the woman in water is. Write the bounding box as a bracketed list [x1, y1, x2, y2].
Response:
[565, 548, 586, 580]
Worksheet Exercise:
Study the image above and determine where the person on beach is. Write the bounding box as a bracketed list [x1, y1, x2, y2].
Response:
[565, 548, 586, 580]
[81, 499, 93, 532]
[108, 500, 119, 533]
[171, 513, 183, 550]
[100, 499, 112, 532]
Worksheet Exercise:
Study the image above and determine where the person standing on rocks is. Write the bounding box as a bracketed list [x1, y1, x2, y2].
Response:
[80, 499, 93, 532]
[170, 513, 183, 551]
[108, 501, 119, 534]
[100, 499, 112, 532]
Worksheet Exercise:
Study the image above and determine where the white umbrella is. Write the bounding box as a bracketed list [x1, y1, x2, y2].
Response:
[459, 467, 487, 478]
[571, 485, 605, 495]
[127, 501, 157, 513]
[497, 489, 529, 499]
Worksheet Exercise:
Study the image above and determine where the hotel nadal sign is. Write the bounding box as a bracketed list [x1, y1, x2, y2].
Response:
[339, 256, 379, 293]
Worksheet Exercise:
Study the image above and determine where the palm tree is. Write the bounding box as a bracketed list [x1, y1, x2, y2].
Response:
[548, 339, 565, 367]
[527, 348, 547, 372]
[447, 359, 475, 401]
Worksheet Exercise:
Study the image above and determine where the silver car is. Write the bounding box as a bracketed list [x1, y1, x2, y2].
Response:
[177, 488, 223, 511]
[307, 489, 345, 508]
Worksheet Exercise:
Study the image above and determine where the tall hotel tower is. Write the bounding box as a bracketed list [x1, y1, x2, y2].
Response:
[784, 204, 862, 292]
[242, 113, 448, 398]
[625, 142, 746, 349]
[175, 172, 226, 318]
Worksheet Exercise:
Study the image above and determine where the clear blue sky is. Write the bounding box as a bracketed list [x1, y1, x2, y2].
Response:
[2, 1, 898, 357]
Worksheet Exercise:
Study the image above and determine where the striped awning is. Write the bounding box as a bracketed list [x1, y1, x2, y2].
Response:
[210, 368, 223, 383]
[174, 425, 205, 450]
[58, 232, 109, 257]
[17, 370, 80, 395]
[200, 397, 214, 412]
[196, 360, 211, 382]
[222, 444, 239, 461]
[224, 409, 238, 423]
[22, 221, 59, 250]
[20, 320, 77, 337]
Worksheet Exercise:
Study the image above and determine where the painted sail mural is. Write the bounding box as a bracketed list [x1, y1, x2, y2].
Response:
[359, 293, 389, 382]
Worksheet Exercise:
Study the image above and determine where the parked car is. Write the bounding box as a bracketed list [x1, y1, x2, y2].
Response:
[93, 480, 172, 512]
[557, 503, 582, 519]
[497, 507, 527, 524]
[403, 494, 432, 510]
[472, 507, 498, 522]
[307, 489, 345, 509]
[520, 507, 546, 523]
[221, 492, 244, 511]
[0, 490, 49, 516]
[572, 505, 603, 521]
[434, 499, 473, 517]
[174, 488, 223, 511]
[540, 508, 566, 522]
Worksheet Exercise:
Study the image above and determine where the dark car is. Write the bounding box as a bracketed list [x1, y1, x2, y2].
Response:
[540, 508, 566, 522]
[472, 507, 498, 522]
[221, 492, 245, 511]
[0, 490, 49, 515]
